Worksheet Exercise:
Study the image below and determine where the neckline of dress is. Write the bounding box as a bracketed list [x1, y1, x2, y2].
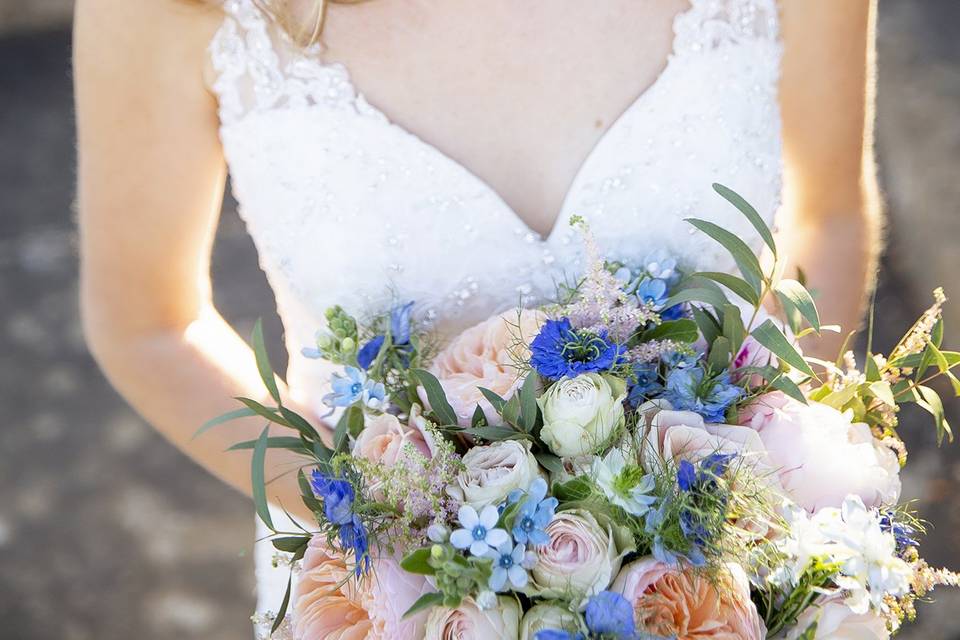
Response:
[293, 2, 698, 244]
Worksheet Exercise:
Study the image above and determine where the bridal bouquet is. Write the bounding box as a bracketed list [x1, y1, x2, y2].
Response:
[207, 185, 959, 639]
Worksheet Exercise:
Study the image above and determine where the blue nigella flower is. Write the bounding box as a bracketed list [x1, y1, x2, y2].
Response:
[530, 317, 624, 379]
[510, 478, 558, 546]
[450, 504, 510, 557]
[660, 303, 687, 321]
[627, 362, 664, 407]
[338, 513, 370, 576]
[880, 511, 919, 554]
[486, 539, 535, 592]
[356, 301, 415, 369]
[664, 366, 743, 423]
[323, 366, 387, 410]
[645, 500, 706, 568]
[310, 470, 356, 525]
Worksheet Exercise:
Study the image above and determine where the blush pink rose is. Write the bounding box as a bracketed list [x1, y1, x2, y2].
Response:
[428, 309, 546, 425]
[738, 391, 901, 512]
[293, 537, 432, 640]
[612, 557, 766, 640]
[353, 409, 433, 466]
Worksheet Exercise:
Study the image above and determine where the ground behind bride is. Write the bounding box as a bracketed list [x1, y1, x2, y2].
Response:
[1, 1, 958, 638]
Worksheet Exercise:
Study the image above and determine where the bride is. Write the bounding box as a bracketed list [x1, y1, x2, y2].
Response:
[74, 0, 880, 628]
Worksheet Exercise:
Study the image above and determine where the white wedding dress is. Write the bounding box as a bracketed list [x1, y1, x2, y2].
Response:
[207, 0, 784, 631]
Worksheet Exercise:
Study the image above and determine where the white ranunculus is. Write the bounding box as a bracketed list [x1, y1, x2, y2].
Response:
[449, 440, 544, 509]
[523, 509, 631, 609]
[424, 596, 521, 639]
[538, 374, 627, 458]
[520, 603, 582, 640]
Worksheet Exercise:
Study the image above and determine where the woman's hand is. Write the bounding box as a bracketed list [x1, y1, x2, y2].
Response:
[74, 0, 319, 522]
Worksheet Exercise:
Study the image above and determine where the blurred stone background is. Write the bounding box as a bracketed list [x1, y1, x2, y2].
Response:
[1, 1, 958, 638]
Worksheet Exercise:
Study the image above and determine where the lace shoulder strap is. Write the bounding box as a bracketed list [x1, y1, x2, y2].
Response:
[208, 0, 362, 125]
[673, 0, 780, 55]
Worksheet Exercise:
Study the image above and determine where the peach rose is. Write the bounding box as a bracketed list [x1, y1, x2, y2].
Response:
[428, 309, 546, 425]
[613, 557, 766, 640]
[293, 537, 371, 640]
[739, 391, 901, 512]
[423, 596, 521, 639]
[293, 538, 431, 640]
[353, 409, 433, 466]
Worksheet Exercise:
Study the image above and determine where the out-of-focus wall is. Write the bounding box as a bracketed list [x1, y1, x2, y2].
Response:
[0, 0, 72, 34]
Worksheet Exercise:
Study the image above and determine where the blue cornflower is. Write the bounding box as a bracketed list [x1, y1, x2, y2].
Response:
[664, 366, 743, 423]
[637, 278, 669, 309]
[450, 504, 510, 557]
[356, 301, 415, 369]
[510, 478, 558, 546]
[530, 318, 624, 379]
[486, 539, 535, 592]
[662, 350, 699, 370]
[880, 511, 919, 554]
[338, 514, 370, 576]
[627, 362, 664, 407]
[323, 366, 387, 410]
[310, 470, 356, 525]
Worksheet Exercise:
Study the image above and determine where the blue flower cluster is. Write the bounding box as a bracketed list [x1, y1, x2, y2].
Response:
[664, 366, 743, 423]
[531, 318, 624, 380]
[476, 479, 558, 593]
[357, 301, 415, 369]
[310, 470, 370, 575]
[536, 590, 653, 640]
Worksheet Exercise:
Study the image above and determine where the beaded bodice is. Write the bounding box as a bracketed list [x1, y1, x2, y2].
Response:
[208, 0, 784, 623]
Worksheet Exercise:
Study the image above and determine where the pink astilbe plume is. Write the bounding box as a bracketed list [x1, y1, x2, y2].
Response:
[565, 217, 658, 343]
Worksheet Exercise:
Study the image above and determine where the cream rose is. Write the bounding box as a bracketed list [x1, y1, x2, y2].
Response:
[428, 309, 545, 425]
[449, 440, 544, 509]
[423, 596, 521, 640]
[613, 557, 766, 640]
[786, 598, 890, 640]
[520, 603, 582, 640]
[524, 509, 631, 608]
[739, 391, 901, 512]
[538, 373, 627, 458]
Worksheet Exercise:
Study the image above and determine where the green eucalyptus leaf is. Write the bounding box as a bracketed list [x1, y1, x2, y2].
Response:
[459, 426, 530, 442]
[271, 574, 293, 634]
[722, 304, 746, 355]
[227, 436, 309, 452]
[868, 381, 896, 407]
[775, 279, 821, 332]
[664, 287, 730, 313]
[642, 318, 699, 343]
[685, 218, 764, 294]
[713, 183, 777, 257]
[252, 426, 275, 531]
[535, 451, 564, 475]
[195, 407, 259, 439]
[400, 548, 436, 575]
[519, 373, 541, 432]
[413, 369, 459, 426]
[403, 592, 445, 619]
[691, 306, 722, 346]
[697, 271, 760, 307]
[272, 536, 311, 553]
[751, 319, 816, 378]
[770, 375, 808, 404]
[252, 319, 281, 403]
[478, 387, 508, 415]
[471, 404, 487, 428]
[708, 336, 731, 371]
[917, 385, 953, 444]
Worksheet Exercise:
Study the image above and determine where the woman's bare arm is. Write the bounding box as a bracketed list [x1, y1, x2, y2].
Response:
[779, 0, 882, 357]
[75, 0, 318, 522]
